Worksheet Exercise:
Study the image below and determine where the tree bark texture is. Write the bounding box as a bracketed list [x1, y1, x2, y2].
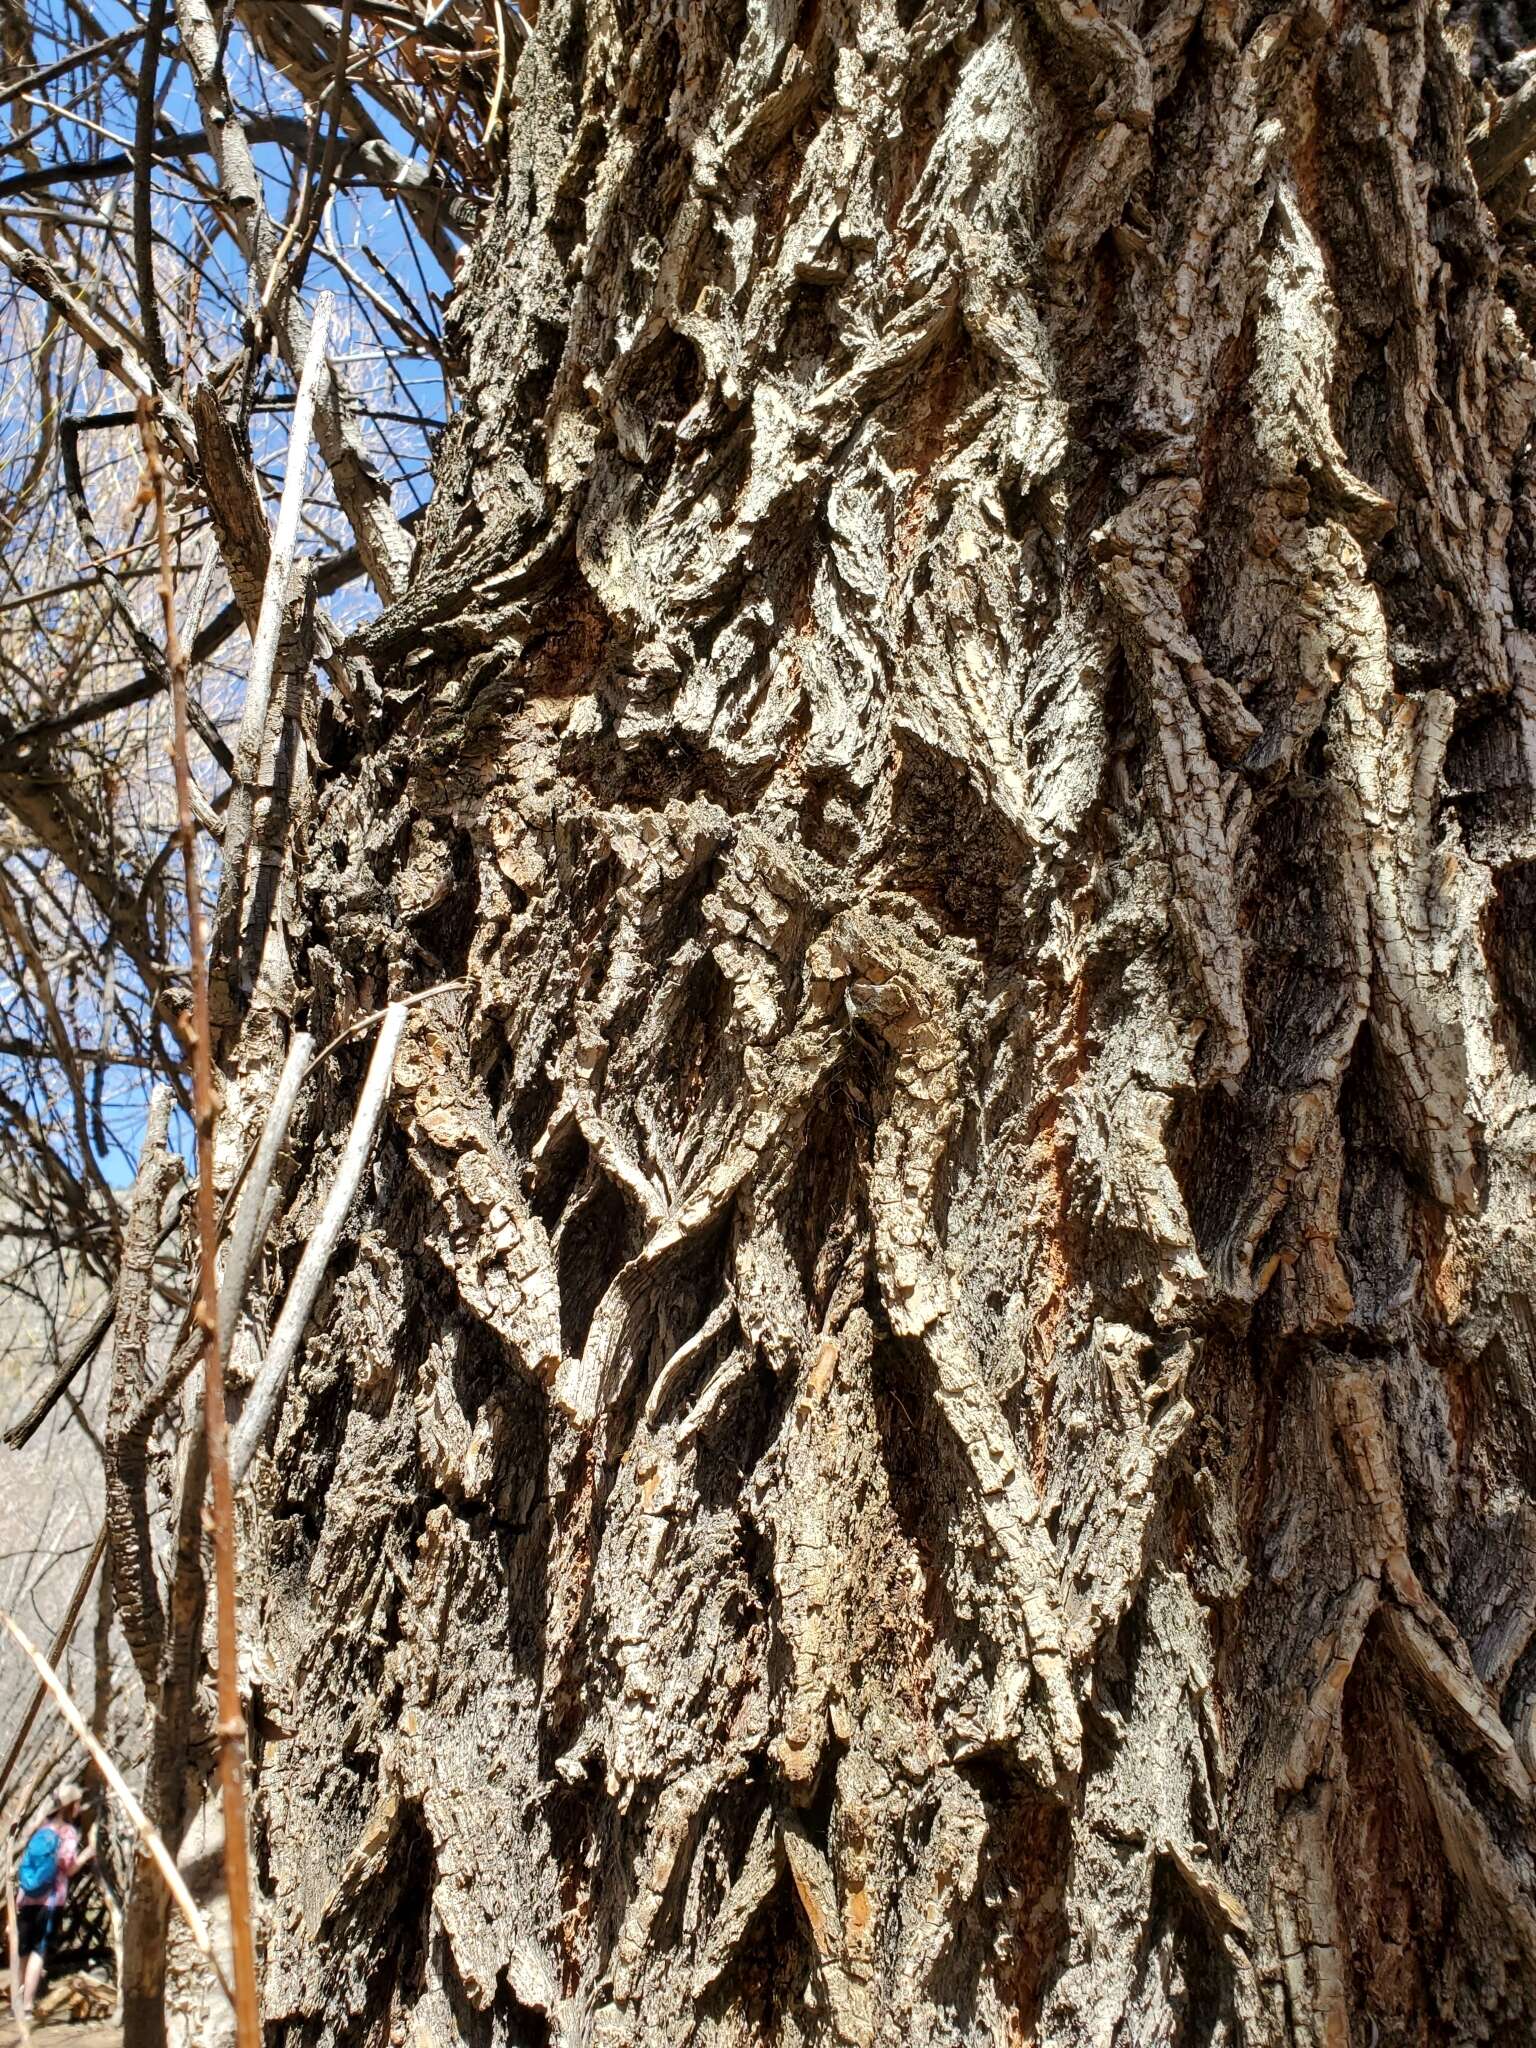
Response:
[245, 2, 1536, 2042]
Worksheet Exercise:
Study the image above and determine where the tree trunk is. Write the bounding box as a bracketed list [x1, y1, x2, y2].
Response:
[107, 1092, 204, 2048]
[243, 3, 1536, 2042]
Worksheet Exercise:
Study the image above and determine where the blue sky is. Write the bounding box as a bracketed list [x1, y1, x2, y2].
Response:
[2, 2, 463, 1191]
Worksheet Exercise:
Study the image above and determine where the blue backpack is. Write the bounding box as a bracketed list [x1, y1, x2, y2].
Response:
[17, 1826, 59, 1899]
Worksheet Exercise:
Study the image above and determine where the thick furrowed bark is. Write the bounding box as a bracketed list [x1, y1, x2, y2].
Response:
[242, 3, 1536, 2043]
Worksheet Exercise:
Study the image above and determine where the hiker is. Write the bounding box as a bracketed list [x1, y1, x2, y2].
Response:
[14, 1780, 92, 2017]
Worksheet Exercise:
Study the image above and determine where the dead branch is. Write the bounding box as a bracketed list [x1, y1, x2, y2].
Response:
[0, 225, 192, 452]
[218, 1028, 316, 1359]
[0, 1610, 230, 2003]
[1470, 72, 1536, 194]
[139, 401, 261, 2048]
[104, 1087, 180, 1699]
[132, 0, 170, 386]
[210, 294, 331, 1021]
[230, 1001, 408, 1486]
[172, 0, 413, 598]
[0, 1527, 107, 1820]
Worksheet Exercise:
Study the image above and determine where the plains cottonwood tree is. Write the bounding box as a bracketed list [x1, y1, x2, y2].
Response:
[226, 2, 1536, 2042]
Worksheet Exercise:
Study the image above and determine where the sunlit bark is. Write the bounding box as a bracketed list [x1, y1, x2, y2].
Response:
[246, 5, 1536, 2042]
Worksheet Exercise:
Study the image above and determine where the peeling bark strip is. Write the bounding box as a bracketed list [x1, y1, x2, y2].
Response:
[248, 4, 1536, 2043]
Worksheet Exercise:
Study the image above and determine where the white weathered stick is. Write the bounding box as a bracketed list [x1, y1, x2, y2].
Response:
[217, 1029, 316, 1358]
[233, 291, 332, 793]
[210, 293, 334, 1029]
[230, 1002, 408, 1485]
[0, 1612, 232, 2004]
[6, 1823, 27, 2036]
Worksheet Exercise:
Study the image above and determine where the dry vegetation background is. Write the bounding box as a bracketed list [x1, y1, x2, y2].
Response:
[0, 1, 510, 2031]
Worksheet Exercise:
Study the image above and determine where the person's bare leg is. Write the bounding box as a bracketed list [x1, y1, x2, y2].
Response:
[22, 1945, 43, 2014]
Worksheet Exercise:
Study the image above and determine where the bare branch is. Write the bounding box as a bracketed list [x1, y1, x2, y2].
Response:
[104, 1087, 180, 1698]
[210, 295, 331, 1025]
[217, 1029, 315, 1359]
[0, 1528, 107, 1819]
[0, 226, 191, 453]
[0, 29, 143, 113]
[0, 114, 465, 216]
[173, 0, 413, 597]
[132, 0, 171, 387]
[1470, 73, 1536, 195]
[0, 1609, 231, 2002]
[140, 399, 262, 2048]
[230, 1002, 408, 1486]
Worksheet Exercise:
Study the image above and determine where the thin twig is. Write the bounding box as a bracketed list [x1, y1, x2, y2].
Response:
[187, 500, 426, 672]
[138, 403, 261, 2048]
[4, 1846, 24, 2035]
[5, 1295, 115, 1452]
[230, 1001, 408, 1486]
[0, 28, 142, 112]
[0, 225, 192, 452]
[301, 977, 467, 1078]
[133, 0, 171, 385]
[0, 1528, 107, 1818]
[172, 0, 413, 598]
[217, 1029, 314, 1359]
[0, 1611, 232, 2005]
[261, 3, 352, 316]
[116, 994, 452, 1459]
[239, 292, 332, 742]
[233, 0, 465, 267]
[210, 294, 331, 1017]
[4, 1185, 186, 1456]
[56, 418, 235, 777]
[0, 671, 160, 755]
[0, 113, 456, 208]
[482, 0, 509, 152]
[0, 870, 119, 1232]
